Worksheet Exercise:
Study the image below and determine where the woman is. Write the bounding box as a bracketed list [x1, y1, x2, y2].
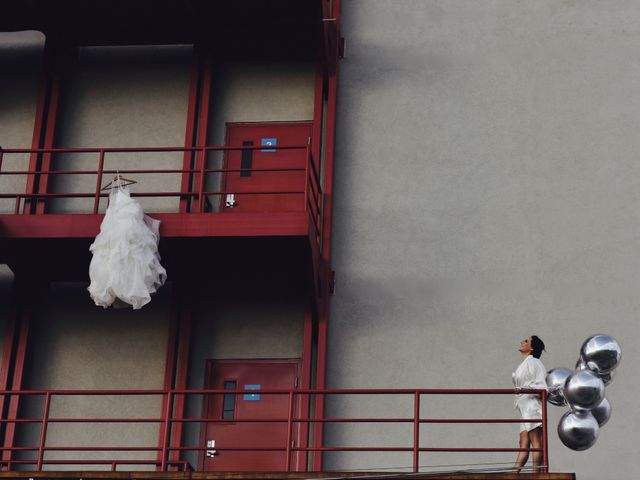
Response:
[512, 335, 546, 472]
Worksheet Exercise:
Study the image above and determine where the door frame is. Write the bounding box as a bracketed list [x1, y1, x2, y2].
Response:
[220, 121, 313, 212]
[199, 358, 305, 471]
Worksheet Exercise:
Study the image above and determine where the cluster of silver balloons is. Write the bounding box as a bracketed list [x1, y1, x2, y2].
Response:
[545, 334, 621, 451]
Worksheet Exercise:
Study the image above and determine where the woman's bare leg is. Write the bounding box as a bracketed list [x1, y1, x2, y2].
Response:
[513, 429, 530, 472]
[529, 427, 543, 472]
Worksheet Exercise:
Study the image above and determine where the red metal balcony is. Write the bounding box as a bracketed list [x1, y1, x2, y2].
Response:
[0, 387, 551, 475]
[0, 144, 322, 242]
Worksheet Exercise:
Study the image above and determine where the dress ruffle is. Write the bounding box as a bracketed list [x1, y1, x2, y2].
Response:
[88, 187, 167, 309]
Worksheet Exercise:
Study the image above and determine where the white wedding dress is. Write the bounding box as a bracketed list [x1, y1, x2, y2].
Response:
[88, 185, 167, 309]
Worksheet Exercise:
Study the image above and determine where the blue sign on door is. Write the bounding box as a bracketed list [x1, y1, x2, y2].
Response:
[261, 138, 277, 152]
[243, 384, 261, 401]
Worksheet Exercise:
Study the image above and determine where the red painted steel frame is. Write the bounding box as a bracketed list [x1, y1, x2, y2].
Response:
[169, 287, 193, 467]
[156, 285, 181, 469]
[0, 387, 548, 473]
[1, 285, 33, 470]
[313, 0, 341, 467]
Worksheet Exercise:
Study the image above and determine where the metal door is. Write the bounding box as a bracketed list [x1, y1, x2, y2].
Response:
[202, 360, 301, 471]
[222, 122, 312, 212]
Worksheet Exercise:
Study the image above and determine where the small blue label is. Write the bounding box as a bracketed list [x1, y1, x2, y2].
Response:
[243, 384, 261, 401]
[261, 138, 277, 152]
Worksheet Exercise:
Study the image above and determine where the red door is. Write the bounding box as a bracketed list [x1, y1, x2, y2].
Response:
[202, 360, 301, 471]
[222, 122, 312, 212]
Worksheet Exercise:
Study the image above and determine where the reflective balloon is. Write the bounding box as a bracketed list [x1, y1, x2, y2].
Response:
[546, 368, 573, 406]
[599, 369, 615, 386]
[564, 370, 605, 410]
[558, 410, 599, 451]
[580, 334, 622, 374]
[576, 397, 611, 427]
[576, 358, 615, 385]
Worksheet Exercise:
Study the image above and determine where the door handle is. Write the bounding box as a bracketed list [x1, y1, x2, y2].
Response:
[206, 439, 218, 457]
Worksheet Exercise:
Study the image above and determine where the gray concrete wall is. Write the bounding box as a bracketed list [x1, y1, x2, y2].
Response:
[326, 1, 639, 478]
[50, 45, 192, 214]
[205, 61, 315, 209]
[16, 282, 171, 471]
[0, 32, 43, 213]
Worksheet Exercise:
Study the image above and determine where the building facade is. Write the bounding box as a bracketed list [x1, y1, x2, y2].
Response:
[0, 1, 637, 479]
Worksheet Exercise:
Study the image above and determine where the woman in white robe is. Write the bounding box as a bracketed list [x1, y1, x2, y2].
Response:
[512, 335, 546, 472]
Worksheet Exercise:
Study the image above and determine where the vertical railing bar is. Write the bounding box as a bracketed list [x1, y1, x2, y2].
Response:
[304, 145, 310, 212]
[285, 391, 294, 472]
[93, 149, 106, 214]
[160, 392, 174, 471]
[0, 148, 4, 173]
[14, 195, 21, 215]
[413, 391, 420, 473]
[197, 147, 206, 213]
[36, 392, 51, 471]
[541, 389, 549, 473]
[111, 462, 117, 472]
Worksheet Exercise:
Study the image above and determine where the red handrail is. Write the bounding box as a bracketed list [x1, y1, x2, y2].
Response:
[0, 387, 548, 473]
[0, 144, 322, 221]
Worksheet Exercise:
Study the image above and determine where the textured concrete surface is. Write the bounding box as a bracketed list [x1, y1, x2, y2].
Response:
[326, 1, 639, 478]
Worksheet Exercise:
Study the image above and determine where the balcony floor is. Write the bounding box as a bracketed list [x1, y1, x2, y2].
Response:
[0, 472, 576, 480]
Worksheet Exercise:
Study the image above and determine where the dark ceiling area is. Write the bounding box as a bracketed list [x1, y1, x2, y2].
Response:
[0, 0, 321, 56]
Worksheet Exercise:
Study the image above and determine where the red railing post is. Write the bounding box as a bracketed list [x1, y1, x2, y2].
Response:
[304, 144, 310, 213]
[36, 392, 52, 471]
[93, 149, 106, 214]
[541, 389, 549, 473]
[285, 390, 295, 472]
[197, 147, 207, 213]
[160, 391, 174, 471]
[413, 391, 420, 473]
[0, 147, 4, 173]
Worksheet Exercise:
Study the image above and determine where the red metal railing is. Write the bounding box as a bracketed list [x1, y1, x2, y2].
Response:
[0, 388, 548, 473]
[0, 144, 323, 239]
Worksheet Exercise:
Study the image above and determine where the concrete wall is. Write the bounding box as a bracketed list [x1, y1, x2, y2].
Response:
[326, 1, 639, 478]
[50, 45, 192, 214]
[0, 32, 43, 213]
[16, 282, 171, 470]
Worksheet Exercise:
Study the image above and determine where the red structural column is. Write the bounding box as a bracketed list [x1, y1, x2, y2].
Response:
[24, 41, 73, 215]
[169, 286, 193, 467]
[0, 278, 34, 470]
[156, 284, 181, 470]
[313, 0, 342, 469]
[180, 48, 214, 213]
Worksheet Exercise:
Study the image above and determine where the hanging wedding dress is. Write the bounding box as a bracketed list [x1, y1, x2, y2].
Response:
[88, 183, 167, 309]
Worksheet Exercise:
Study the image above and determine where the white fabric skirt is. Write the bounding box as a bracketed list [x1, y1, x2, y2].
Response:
[517, 396, 543, 433]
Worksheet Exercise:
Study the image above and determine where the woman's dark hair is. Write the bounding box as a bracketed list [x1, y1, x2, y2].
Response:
[531, 335, 545, 359]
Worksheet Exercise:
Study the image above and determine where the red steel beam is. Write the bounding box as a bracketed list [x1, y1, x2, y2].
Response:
[0, 212, 310, 239]
[169, 286, 193, 467]
[180, 49, 202, 213]
[1, 285, 33, 470]
[24, 41, 56, 215]
[34, 47, 70, 215]
[156, 285, 181, 469]
[193, 51, 214, 213]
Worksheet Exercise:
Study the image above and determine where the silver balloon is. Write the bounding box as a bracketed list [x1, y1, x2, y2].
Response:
[576, 358, 615, 385]
[558, 410, 599, 451]
[599, 369, 615, 386]
[545, 368, 573, 406]
[580, 334, 622, 374]
[564, 370, 605, 410]
[576, 397, 611, 427]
